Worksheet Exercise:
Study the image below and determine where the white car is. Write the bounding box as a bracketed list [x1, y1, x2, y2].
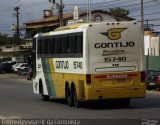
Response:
[12, 63, 21, 71]
[12, 63, 29, 72]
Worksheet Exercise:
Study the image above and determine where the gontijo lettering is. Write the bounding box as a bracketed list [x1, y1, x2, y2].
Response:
[95, 41, 135, 48]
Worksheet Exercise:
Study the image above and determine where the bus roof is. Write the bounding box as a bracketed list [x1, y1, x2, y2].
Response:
[55, 23, 87, 31]
[34, 23, 88, 38]
[34, 21, 136, 38]
[54, 21, 136, 32]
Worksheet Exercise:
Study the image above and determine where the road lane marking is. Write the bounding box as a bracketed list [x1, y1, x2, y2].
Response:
[0, 115, 20, 119]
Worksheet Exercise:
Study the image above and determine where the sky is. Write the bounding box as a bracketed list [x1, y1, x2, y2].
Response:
[0, 0, 160, 35]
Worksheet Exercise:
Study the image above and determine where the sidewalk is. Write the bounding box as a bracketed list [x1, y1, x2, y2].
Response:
[147, 90, 160, 95]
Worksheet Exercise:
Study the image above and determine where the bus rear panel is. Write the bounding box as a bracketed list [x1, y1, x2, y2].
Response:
[84, 22, 146, 100]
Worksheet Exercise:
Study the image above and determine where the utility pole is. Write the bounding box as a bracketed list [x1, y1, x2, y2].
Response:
[59, 0, 63, 27]
[87, 1, 89, 22]
[88, 0, 91, 22]
[49, 0, 63, 27]
[87, 0, 91, 22]
[14, 6, 20, 44]
[146, 19, 148, 29]
[141, 0, 144, 34]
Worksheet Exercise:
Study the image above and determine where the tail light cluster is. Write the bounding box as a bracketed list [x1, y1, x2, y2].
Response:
[86, 74, 91, 85]
[145, 76, 148, 81]
[141, 71, 145, 83]
[157, 76, 160, 84]
[86, 72, 146, 84]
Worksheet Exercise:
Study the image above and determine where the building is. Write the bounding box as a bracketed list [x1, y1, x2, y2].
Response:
[144, 30, 160, 70]
[0, 42, 32, 62]
[24, 9, 134, 39]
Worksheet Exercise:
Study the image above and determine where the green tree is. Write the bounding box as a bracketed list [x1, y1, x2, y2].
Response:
[0, 33, 9, 44]
[109, 7, 129, 17]
[0, 33, 17, 45]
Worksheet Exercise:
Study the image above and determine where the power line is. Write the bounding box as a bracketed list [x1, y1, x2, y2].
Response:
[65, 0, 137, 6]
[64, 0, 157, 14]
[138, 17, 160, 22]
[74, 0, 155, 14]
[0, 30, 12, 32]
[152, 24, 160, 27]
[132, 11, 160, 17]
[64, 0, 154, 8]
[93, 1, 138, 9]
[65, 0, 121, 5]
[0, 28, 11, 30]
[153, 0, 160, 4]
[64, 0, 160, 14]
[129, 2, 159, 11]
[64, 1, 160, 21]
[63, 0, 140, 14]
[92, 0, 155, 10]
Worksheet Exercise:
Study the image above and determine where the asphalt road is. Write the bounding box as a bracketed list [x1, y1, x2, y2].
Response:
[0, 74, 160, 125]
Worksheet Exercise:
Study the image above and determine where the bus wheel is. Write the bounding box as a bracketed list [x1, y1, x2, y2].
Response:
[72, 86, 81, 108]
[39, 81, 50, 101]
[42, 94, 50, 101]
[66, 85, 74, 107]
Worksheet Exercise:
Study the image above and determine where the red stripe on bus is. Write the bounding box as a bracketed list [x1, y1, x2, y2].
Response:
[94, 74, 138, 79]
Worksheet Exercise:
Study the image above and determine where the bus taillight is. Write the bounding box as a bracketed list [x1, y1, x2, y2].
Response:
[141, 71, 145, 83]
[86, 74, 91, 85]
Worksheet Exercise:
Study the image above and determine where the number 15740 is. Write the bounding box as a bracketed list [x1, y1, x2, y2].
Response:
[104, 57, 126, 62]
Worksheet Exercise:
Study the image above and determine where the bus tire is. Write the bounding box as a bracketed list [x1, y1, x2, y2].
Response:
[72, 85, 82, 108]
[42, 94, 50, 101]
[39, 80, 50, 101]
[66, 85, 74, 107]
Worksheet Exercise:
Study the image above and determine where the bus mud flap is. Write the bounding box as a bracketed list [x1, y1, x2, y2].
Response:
[78, 80, 85, 100]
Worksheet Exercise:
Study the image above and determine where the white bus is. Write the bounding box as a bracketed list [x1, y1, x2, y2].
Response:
[32, 22, 146, 107]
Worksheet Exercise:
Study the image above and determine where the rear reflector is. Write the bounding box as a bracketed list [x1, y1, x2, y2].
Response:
[157, 76, 160, 83]
[95, 73, 137, 79]
[141, 71, 145, 83]
[86, 74, 91, 85]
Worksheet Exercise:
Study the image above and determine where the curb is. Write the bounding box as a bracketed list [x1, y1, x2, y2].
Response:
[147, 90, 160, 95]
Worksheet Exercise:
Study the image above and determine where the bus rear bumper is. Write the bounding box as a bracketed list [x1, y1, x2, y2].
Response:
[84, 87, 146, 101]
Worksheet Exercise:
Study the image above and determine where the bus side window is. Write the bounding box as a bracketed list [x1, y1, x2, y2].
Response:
[79, 35, 83, 54]
[41, 32, 83, 57]
[46, 39, 51, 55]
[76, 35, 80, 54]
[45, 39, 47, 55]
[50, 38, 55, 55]
[71, 35, 76, 54]
[62, 36, 68, 54]
[76, 35, 83, 54]
[42, 39, 46, 55]
[67, 36, 71, 54]
[55, 37, 61, 54]
[37, 39, 40, 54]
[38, 39, 42, 55]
